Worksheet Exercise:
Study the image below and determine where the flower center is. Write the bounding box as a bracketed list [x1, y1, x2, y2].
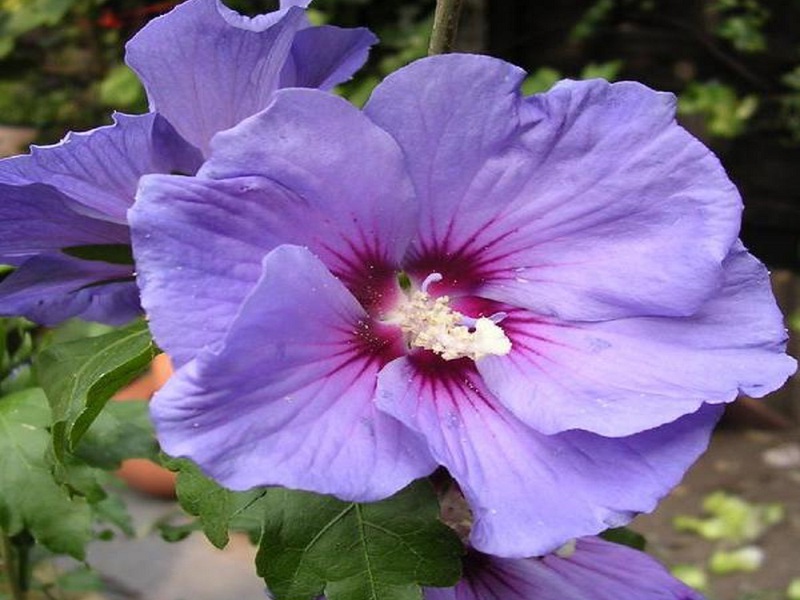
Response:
[387, 273, 512, 361]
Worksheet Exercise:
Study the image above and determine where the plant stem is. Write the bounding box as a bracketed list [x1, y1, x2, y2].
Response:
[428, 0, 465, 55]
[1, 531, 25, 600]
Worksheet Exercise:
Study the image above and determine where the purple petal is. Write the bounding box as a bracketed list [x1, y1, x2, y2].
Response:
[129, 176, 267, 366]
[0, 113, 201, 223]
[365, 56, 742, 320]
[281, 25, 377, 89]
[202, 89, 417, 279]
[151, 245, 435, 500]
[0, 182, 129, 264]
[125, 0, 307, 155]
[131, 89, 415, 365]
[376, 357, 721, 557]
[0, 254, 139, 326]
[425, 538, 703, 600]
[477, 243, 795, 436]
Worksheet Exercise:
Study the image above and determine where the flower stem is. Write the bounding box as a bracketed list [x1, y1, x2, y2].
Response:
[428, 0, 464, 55]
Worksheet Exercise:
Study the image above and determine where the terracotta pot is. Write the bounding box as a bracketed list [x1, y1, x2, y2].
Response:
[114, 353, 177, 498]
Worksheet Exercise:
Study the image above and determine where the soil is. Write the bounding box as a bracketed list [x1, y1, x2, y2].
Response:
[634, 427, 800, 600]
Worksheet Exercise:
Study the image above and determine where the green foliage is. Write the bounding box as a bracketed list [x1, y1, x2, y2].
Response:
[257, 482, 463, 600]
[678, 82, 758, 138]
[36, 319, 159, 461]
[788, 578, 800, 600]
[521, 61, 624, 96]
[571, 0, 616, 42]
[673, 491, 783, 543]
[98, 63, 147, 110]
[165, 457, 267, 549]
[710, 0, 769, 53]
[521, 67, 562, 95]
[0, 0, 76, 58]
[0, 388, 92, 559]
[708, 546, 763, 575]
[580, 60, 623, 81]
[74, 399, 158, 469]
[599, 526, 647, 551]
[671, 564, 709, 591]
[0, 317, 35, 395]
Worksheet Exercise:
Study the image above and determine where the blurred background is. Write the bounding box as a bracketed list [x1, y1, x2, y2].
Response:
[0, 1, 799, 599]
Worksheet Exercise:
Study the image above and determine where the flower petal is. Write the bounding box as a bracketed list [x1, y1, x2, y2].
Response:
[202, 88, 417, 279]
[129, 176, 269, 366]
[478, 243, 795, 436]
[0, 254, 138, 326]
[364, 54, 525, 286]
[126, 0, 304, 155]
[0, 113, 201, 223]
[366, 56, 741, 319]
[126, 0, 365, 156]
[131, 89, 415, 365]
[0, 182, 129, 264]
[376, 356, 721, 557]
[425, 538, 703, 600]
[151, 245, 435, 500]
[281, 25, 377, 90]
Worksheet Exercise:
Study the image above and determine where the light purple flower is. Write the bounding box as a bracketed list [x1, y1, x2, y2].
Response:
[424, 537, 704, 600]
[130, 54, 795, 557]
[0, 0, 375, 325]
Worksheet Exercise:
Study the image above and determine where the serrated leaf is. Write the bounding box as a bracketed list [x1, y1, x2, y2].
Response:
[257, 481, 463, 600]
[166, 457, 266, 549]
[0, 388, 92, 559]
[37, 320, 159, 460]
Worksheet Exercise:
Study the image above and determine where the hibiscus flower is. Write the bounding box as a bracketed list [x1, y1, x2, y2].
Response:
[130, 54, 794, 556]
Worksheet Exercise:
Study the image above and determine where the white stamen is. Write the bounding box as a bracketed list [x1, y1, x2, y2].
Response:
[388, 279, 512, 361]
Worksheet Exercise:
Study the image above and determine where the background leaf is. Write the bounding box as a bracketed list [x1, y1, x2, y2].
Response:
[36, 319, 159, 460]
[74, 400, 158, 469]
[257, 481, 463, 600]
[0, 388, 92, 559]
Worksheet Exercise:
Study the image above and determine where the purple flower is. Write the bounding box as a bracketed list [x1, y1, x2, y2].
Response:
[0, 0, 375, 325]
[424, 537, 704, 600]
[130, 55, 795, 557]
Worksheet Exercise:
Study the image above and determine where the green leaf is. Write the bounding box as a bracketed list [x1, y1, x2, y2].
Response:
[599, 526, 646, 551]
[166, 457, 267, 549]
[521, 67, 561, 95]
[91, 491, 135, 538]
[0, 388, 92, 559]
[75, 400, 158, 469]
[257, 481, 463, 600]
[61, 244, 134, 266]
[98, 64, 147, 111]
[36, 320, 159, 460]
[0, 317, 36, 395]
[0, 0, 76, 58]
